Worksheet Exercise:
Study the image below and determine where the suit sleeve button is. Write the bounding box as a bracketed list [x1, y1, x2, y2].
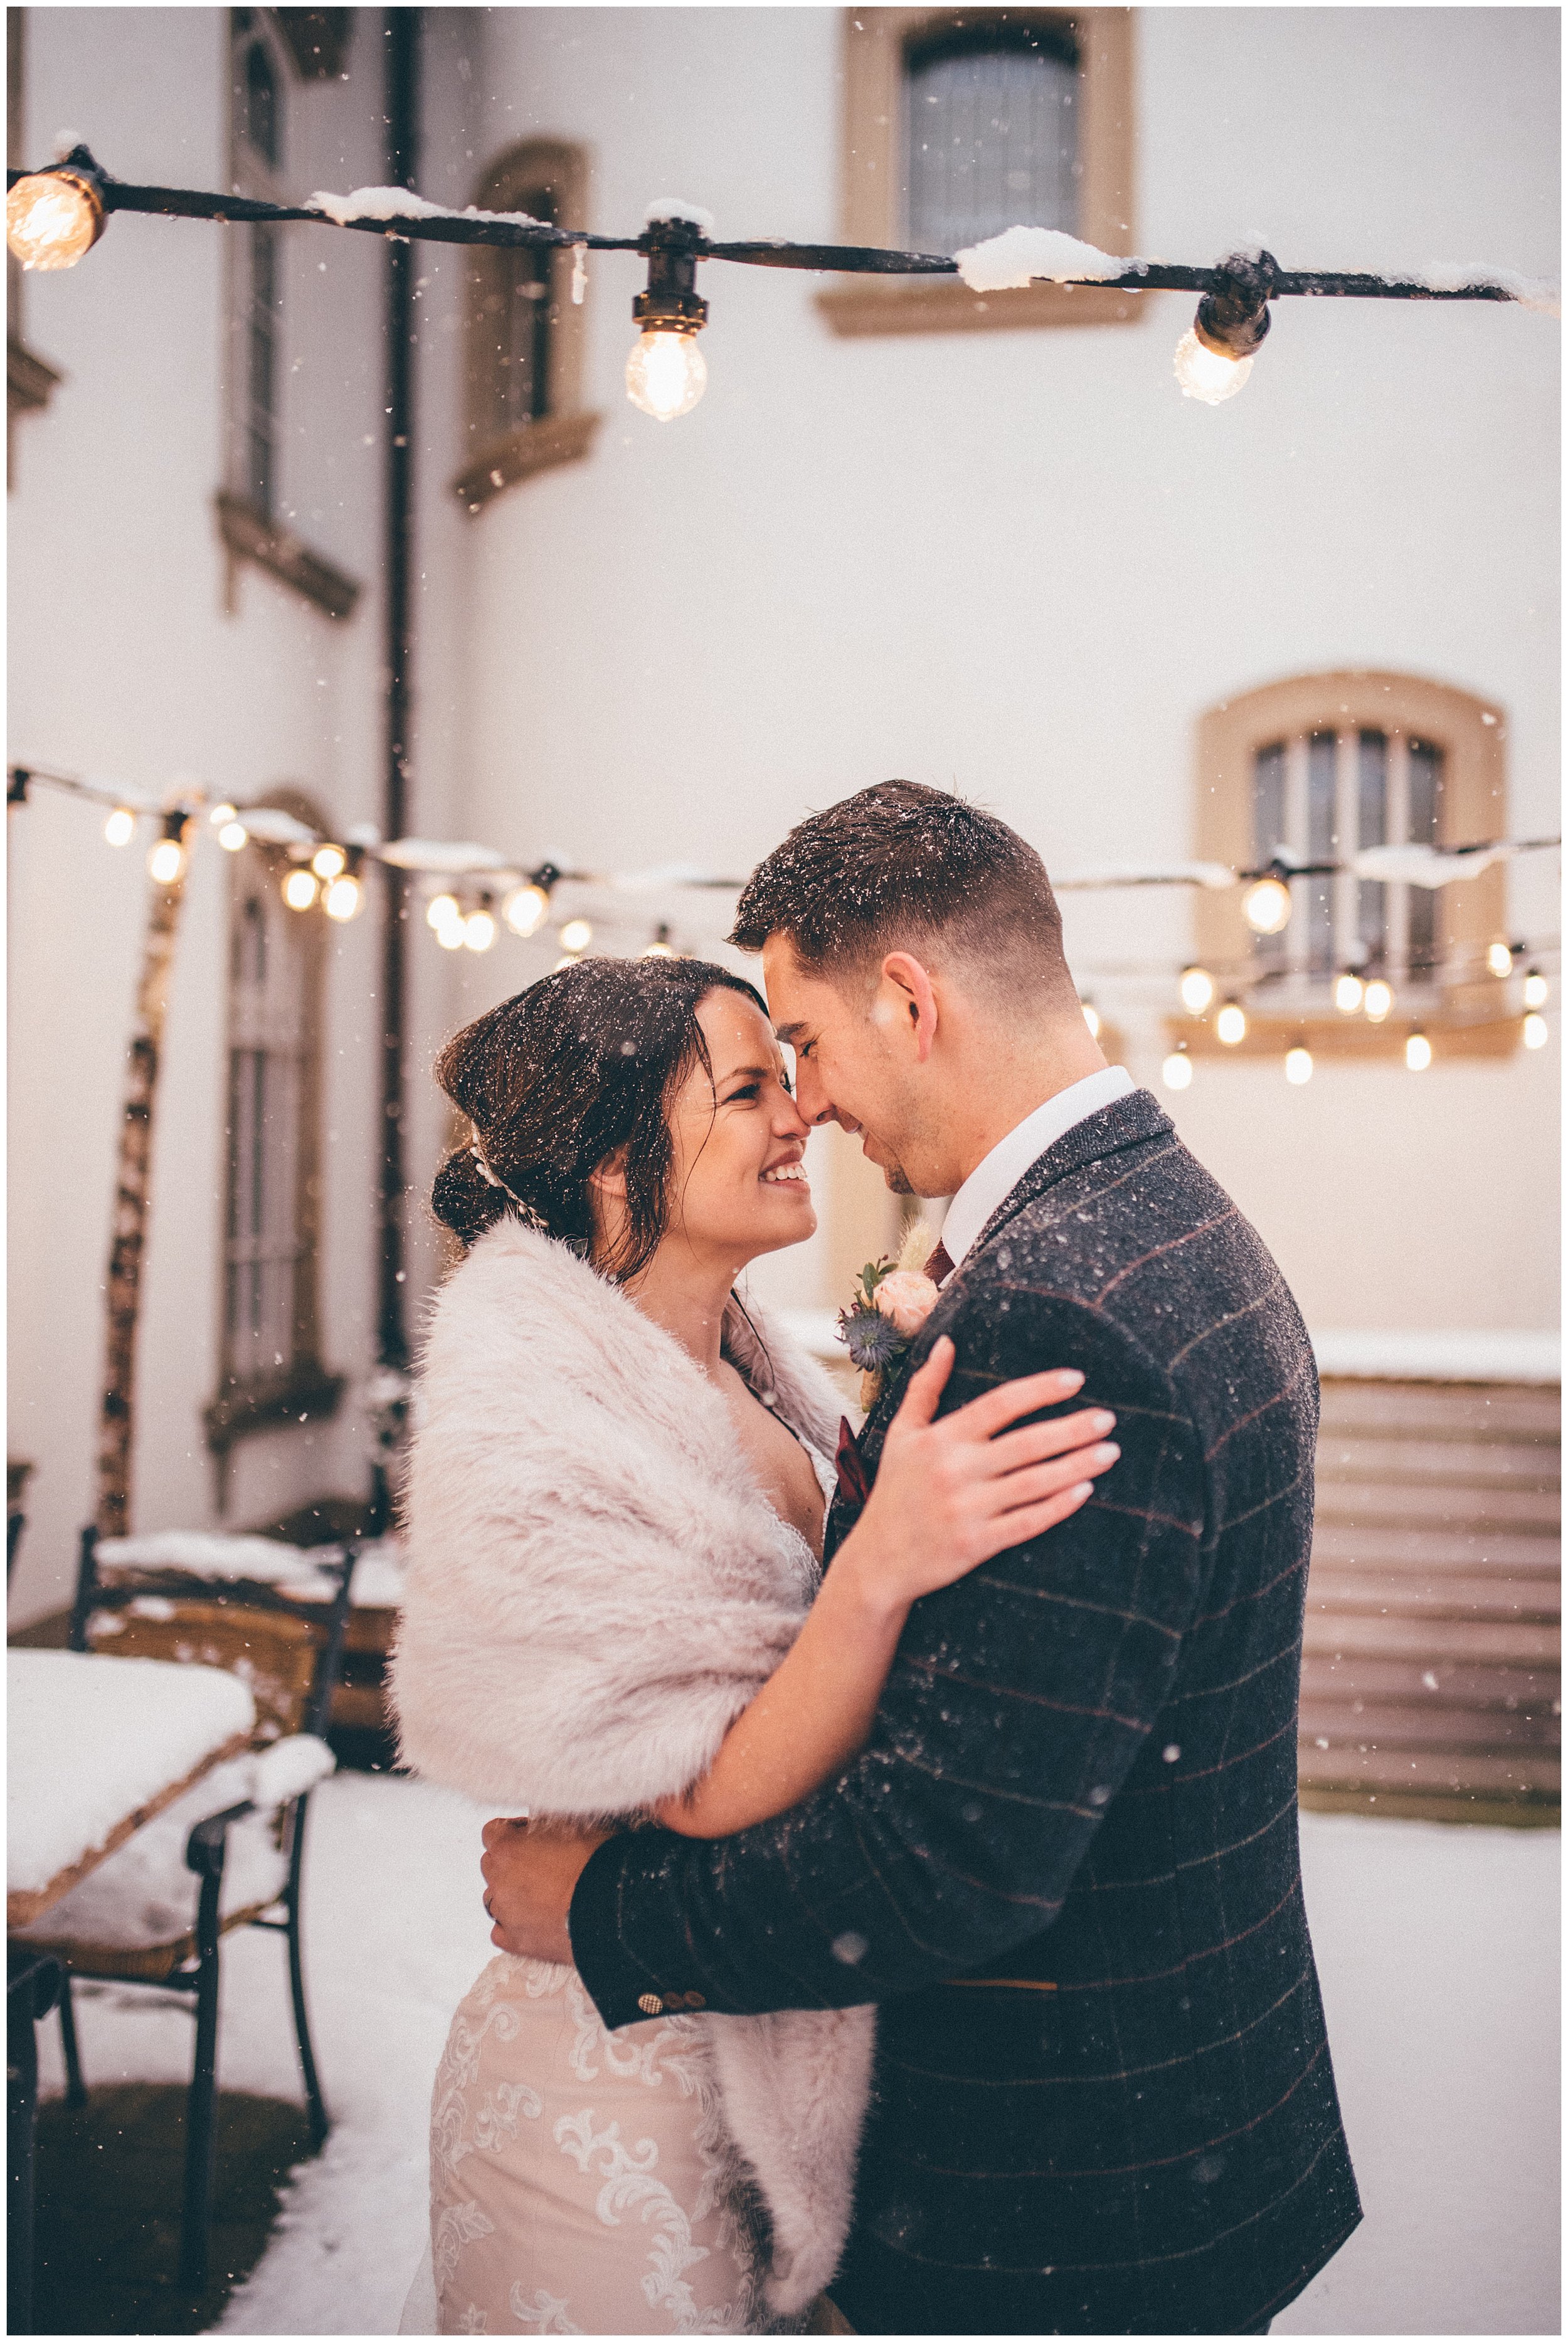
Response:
[683, 1991, 706, 2010]
[637, 1992, 664, 2016]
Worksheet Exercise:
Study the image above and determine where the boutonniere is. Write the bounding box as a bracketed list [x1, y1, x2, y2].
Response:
[836, 1220, 943, 1410]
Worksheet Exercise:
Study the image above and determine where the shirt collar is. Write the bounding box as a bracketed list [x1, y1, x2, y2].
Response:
[939, 1066, 1136, 1274]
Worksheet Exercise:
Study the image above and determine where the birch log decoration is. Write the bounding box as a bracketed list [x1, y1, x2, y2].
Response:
[96, 857, 189, 1537]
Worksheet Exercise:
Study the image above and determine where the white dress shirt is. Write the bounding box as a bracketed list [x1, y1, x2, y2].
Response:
[938, 1066, 1136, 1275]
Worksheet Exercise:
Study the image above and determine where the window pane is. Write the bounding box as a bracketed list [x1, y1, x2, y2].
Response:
[1306, 731, 1335, 975]
[247, 224, 279, 517]
[906, 31, 1078, 255]
[244, 38, 280, 170]
[1253, 743, 1286, 974]
[1407, 740, 1443, 974]
[1356, 731, 1386, 968]
[486, 190, 556, 434]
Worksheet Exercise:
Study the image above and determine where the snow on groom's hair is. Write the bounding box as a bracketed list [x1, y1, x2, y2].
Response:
[730, 779, 1076, 1007]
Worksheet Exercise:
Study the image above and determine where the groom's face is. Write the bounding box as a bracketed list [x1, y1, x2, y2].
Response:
[761, 936, 924, 1197]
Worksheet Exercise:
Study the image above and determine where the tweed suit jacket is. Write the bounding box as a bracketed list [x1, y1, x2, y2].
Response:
[571, 1090, 1361, 2334]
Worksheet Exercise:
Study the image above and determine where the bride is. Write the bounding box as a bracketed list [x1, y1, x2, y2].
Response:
[389, 955, 1116, 2336]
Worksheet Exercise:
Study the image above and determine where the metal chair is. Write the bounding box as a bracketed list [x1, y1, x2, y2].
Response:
[19, 1527, 356, 2292]
[8, 1945, 63, 2334]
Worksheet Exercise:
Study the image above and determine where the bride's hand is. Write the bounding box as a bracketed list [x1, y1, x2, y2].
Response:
[839, 1339, 1118, 1612]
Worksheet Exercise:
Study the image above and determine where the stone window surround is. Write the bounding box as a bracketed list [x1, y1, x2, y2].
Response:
[817, 6, 1137, 339]
[453, 137, 603, 514]
[1178, 670, 1515, 1061]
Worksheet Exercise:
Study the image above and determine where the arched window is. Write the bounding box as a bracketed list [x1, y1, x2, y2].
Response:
[1184, 671, 1514, 1060]
[205, 793, 342, 1492]
[454, 140, 600, 512]
[904, 20, 1079, 255]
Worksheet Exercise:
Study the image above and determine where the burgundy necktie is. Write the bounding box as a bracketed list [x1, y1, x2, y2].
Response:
[924, 1240, 955, 1287]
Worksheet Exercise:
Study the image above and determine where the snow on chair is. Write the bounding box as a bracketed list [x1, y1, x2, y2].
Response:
[17, 1525, 358, 2294]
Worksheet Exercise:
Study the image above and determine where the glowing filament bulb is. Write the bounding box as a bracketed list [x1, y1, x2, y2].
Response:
[1363, 979, 1393, 1024]
[1487, 941, 1515, 980]
[436, 919, 465, 951]
[6, 169, 104, 271]
[1334, 972, 1364, 1015]
[1405, 1032, 1433, 1072]
[464, 908, 497, 952]
[312, 843, 347, 880]
[1523, 1012, 1549, 1050]
[1523, 969, 1549, 1010]
[148, 836, 187, 886]
[625, 329, 707, 421]
[502, 884, 550, 938]
[1081, 1000, 1101, 1040]
[104, 808, 135, 848]
[642, 928, 677, 958]
[209, 803, 236, 827]
[1179, 966, 1215, 1016]
[324, 874, 364, 921]
[1162, 1049, 1194, 1092]
[1173, 327, 1253, 406]
[1216, 1002, 1248, 1047]
[1243, 876, 1292, 935]
[427, 891, 461, 932]
[218, 820, 248, 852]
[1284, 1046, 1313, 1086]
[559, 918, 593, 955]
[283, 867, 319, 911]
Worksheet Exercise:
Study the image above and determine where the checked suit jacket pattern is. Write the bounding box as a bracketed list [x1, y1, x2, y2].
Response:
[571, 1089, 1362, 2334]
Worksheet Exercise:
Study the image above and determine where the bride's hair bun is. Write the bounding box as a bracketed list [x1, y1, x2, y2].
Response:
[430, 955, 768, 1278]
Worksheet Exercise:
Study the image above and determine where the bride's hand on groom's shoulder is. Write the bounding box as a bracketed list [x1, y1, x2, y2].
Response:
[480, 1816, 613, 1963]
[840, 1338, 1120, 1609]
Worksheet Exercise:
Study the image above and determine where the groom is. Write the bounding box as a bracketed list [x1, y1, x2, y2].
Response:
[482, 782, 1361, 2334]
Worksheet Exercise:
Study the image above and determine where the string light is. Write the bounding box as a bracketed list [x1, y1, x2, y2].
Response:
[1242, 876, 1292, 935]
[642, 925, 677, 958]
[147, 812, 189, 886]
[5, 157, 105, 270]
[464, 898, 498, 952]
[435, 918, 465, 951]
[626, 219, 709, 421]
[1364, 979, 1394, 1023]
[1523, 1012, 1549, 1050]
[426, 891, 461, 933]
[323, 874, 363, 921]
[559, 917, 593, 954]
[208, 802, 236, 827]
[1081, 1000, 1102, 1039]
[1523, 968, 1549, 1010]
[1173, 329, 1254, 405]
[1488, 941, 1516, 980]
[1284, 1045, 1314, 1086]
[502, 880, 551, 938]
[1162, 1046, 1194, 1091]
[103, 807, 135, 847]
[1216, 1001, 1248, 1046]
[1173, 250, 1274, 405]
[283, 866, 319, 911]
[312, 843, 347, 880]
[1406, 1031, 1433, 1071]
[218, 819, 248, 851]
[1179, 965, 1216, 1015]
[554, 954, 580, 972]
[1334, 972, 1365, 1014]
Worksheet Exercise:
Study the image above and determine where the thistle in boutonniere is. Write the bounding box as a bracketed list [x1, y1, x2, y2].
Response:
[836, 1220, 943, 1410]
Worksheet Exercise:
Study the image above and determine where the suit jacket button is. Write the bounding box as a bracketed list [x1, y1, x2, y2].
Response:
[684, 1991, 706, 2010]
[637, 1992, 664, 2016]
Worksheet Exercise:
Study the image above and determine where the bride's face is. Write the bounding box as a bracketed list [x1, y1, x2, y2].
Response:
[658, 990, 817, 1264]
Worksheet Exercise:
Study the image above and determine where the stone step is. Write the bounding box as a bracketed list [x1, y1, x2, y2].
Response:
[1309, 1522, 1560, 1575]
[1303, 1613, 1560, 1666]
[1296, 1744, 1559, 1799]
[1300, 1653, 1555, 1710]
[1317, 1380, 1560, 1442]
[1313, 1478, 1560, 1533]
[1308, 1574, 1560, 1625]
[1300, 1700, 1559, 1752]
[1315, 1434, 1559, 1492]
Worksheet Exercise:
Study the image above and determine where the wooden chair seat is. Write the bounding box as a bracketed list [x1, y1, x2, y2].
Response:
[27, 1899, 282, 1986]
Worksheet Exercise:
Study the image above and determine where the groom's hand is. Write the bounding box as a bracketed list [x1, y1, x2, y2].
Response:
[480, 1817, 613, 1963]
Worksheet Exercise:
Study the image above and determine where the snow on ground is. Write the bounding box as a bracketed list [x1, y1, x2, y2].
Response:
[36, 1781, 1557, 2336]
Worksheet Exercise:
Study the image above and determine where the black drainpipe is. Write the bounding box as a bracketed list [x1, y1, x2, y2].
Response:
[377, 6, 420, 1396]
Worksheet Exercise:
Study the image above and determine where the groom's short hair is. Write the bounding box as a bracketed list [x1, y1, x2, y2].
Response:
[729, 780, 1075, 1004]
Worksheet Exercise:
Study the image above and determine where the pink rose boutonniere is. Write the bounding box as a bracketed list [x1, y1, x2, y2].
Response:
[835, 1222, 945, 1409]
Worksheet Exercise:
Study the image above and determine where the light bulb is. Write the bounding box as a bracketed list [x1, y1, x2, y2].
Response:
[554, 954, 580, 973]
[427, 891, 461, 932]
[1179, 966, 1216, 1016]
[1487, 941, 1515, 980]
[1216, 1002, 1248, 1047]
[1242, 876, 1292, 935]
[324, 874, 364, 922]
[148, 837, 186, 886]
[208, 802, 236, 827]
[312, 843, 347, 880]
[464, 908, 497, 952]
[283, 867, 319, 911]
[1523, 1012, 1549, 1051]
[6, 169, 105, 271]
[642, 940, 677, 959]
[1334, 972, 1364, 1015]
[1173, 326, 1253, 406]
[436, 919, 465, 951]
[625, 328, 707, 421]
[559, 918, 593, 954]
[1284, 1046, 1313, 1086]
[502, 882, 550, 938]
[1081, 1000, 1101, 1040]
[218, 820, 248, 852]
[1405, 1031, 1433, 1073]
[1363, 979, 1393, 1023]
[1162, 1049, 1194, 1092]
[104, 807, 135, 848]
[1523, 969, 1549, 1010]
